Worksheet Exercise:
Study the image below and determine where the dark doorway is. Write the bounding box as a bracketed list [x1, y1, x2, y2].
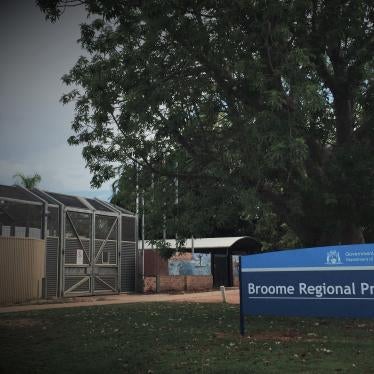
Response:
[212, 254, 232, 287]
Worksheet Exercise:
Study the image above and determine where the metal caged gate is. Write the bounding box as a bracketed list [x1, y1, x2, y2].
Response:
[54, 192, 137, 297]
[0, 185, 137, 299]
[64, 211, 121, 295]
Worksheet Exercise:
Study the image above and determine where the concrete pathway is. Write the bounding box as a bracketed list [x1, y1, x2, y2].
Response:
[0, 289, 239, 314]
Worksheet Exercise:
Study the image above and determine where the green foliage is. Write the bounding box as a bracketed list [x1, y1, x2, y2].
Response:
[13, 172, 42, 189]
[38, 0, 374, 246]
[253, 209, 302, 251]
[149, 240, 175, 260]
[147, 238, 187, 260]
[111, 163, 260, 246]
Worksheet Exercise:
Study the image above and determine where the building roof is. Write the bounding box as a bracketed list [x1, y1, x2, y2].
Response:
[0, 184, 43, 204]
[0, 184, 134, 215]
[139, 236, 261, 253]
[39, 189, 134, 214]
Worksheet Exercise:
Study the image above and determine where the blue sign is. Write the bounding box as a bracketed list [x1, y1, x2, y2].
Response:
[239, 244, 374, 334]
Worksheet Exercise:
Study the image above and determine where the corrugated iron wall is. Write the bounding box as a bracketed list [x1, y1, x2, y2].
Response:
[121, 241, 136, 292]
[0, 237, 45, 305]
[46, 237, 59, 298]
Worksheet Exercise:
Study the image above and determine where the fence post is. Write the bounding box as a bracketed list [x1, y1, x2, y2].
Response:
[156, 275, 160, 293]
[220, 285, 227, 303]
[239, 256, 245, 336]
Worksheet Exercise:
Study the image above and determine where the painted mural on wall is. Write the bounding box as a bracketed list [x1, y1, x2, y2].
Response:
[232, 255, 240, 277]
[168, 253, 211, 276]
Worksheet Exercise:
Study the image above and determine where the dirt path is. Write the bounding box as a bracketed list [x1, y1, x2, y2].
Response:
[0, 289, 239, 314]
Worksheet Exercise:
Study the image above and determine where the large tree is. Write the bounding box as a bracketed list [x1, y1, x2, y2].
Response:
[38, 0, 374, 246]
[111, 162, 256, 237]
[111, 160, 299, 250]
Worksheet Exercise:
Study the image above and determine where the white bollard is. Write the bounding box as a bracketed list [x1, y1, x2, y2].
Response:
[220, 285, 227, 303]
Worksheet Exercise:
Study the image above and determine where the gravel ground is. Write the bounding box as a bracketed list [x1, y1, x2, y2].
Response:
[0, 288, 239, 314]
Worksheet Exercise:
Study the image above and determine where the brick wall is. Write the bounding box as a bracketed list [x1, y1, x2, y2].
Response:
[141, 275, 213, 293]
[143, 277, 157, 293]
[159, 276, 185, 292]
[186, 276, 213, 291]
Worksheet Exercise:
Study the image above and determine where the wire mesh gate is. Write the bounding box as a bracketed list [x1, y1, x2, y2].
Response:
[63, 210, 120, 296]
[93, 214, 119, 293]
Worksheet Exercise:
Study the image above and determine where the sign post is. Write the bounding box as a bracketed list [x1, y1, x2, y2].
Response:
[239, 256, 245, 336]
[239, 244, 374, 334]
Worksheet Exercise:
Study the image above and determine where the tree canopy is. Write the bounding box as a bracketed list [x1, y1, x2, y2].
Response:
[38, 0, 374, 246]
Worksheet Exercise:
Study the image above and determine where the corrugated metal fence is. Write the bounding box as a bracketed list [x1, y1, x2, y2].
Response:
[0, 237, 45, 305]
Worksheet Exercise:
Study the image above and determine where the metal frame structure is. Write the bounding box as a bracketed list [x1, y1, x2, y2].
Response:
[0, 184, 137, 299]
[0, 185, 46, 239]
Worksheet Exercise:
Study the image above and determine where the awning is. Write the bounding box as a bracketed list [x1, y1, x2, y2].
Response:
[139, 236, 262, 254]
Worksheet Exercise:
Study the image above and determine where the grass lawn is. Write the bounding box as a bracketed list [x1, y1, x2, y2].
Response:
[0, 302, 373, 373]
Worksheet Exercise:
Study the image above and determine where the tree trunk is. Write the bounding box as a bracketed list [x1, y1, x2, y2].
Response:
[300, 221, 365, 247]
[339, 223, 365, 244]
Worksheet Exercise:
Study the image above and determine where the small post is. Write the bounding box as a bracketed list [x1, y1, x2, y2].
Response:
[141, 194, 145, 282]
[156, 275, 160, 293]
[220, 285, 227, 303]
[239, 256, 245, 336]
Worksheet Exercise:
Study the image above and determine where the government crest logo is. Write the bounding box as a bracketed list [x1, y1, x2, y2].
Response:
[326, 250, 342, 265]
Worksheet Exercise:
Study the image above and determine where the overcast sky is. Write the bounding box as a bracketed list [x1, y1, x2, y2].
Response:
[0, 0, 112, 200]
